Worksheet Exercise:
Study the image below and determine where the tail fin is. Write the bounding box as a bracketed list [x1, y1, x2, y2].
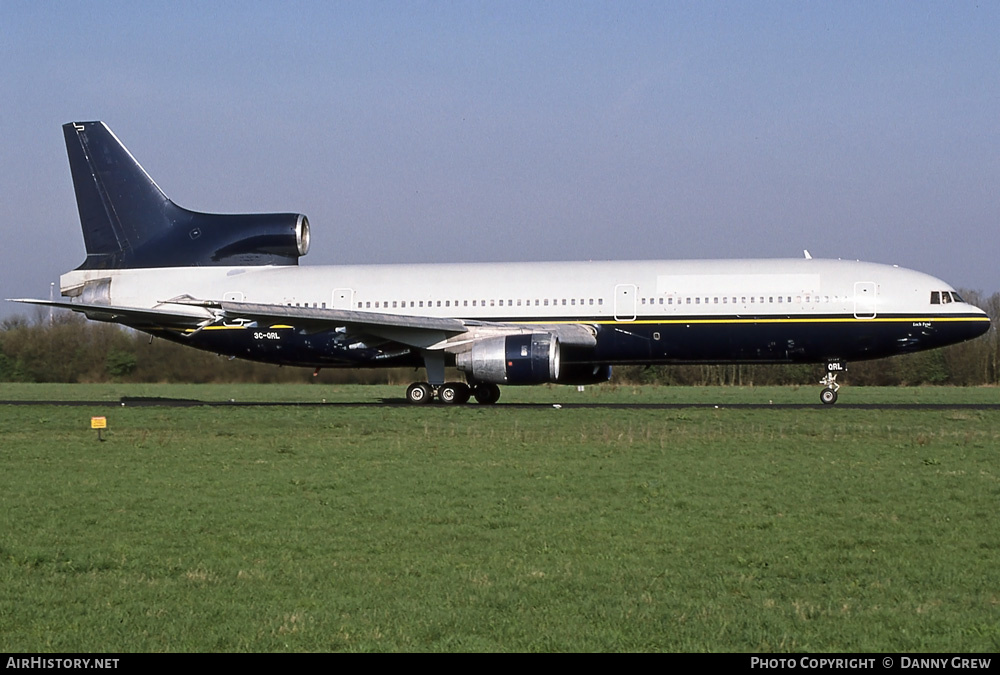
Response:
[63, 122, 310, 269]
[63, 122, 172, 266]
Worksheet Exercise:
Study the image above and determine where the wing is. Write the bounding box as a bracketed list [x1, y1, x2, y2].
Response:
[7, 299, 213, 328]
[220, 301, 598, 349]
[8, 298, 596, 352]
[221, 300, 468, 349]
[8, 297, 468, 348]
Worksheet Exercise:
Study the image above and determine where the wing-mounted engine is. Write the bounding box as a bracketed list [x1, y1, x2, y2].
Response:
[454, 332, 612, 386]
[456, 333, 560, 385]
[450, 322, 609, 386]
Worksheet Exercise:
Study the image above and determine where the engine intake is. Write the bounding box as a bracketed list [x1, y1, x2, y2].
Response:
[196, 213, 310, 264]
[118, 211, 311, 268]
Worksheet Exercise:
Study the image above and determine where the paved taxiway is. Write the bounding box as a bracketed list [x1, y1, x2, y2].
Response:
[2, 398, 999, 411]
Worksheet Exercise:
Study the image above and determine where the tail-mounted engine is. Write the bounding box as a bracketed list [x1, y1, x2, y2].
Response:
[185, 212, 311, 266]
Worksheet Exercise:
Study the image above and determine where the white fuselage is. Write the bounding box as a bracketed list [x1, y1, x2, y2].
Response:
[60, 257, 980, 323]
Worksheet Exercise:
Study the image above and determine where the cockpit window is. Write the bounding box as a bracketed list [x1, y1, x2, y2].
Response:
[931, 290, 963, 305]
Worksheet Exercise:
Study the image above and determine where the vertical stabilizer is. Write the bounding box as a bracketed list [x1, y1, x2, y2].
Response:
[62, 122, 310, 269]
[63, 122, 172, 268]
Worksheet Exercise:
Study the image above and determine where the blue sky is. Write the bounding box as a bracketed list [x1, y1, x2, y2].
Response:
[3, 1, 999, 318]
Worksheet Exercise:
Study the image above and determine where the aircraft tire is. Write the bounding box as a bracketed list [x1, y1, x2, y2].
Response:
[406, 382, 434, 404]
[473, 383, 501, 405]
[439, 382, 471, 405]
[820, 388, 838, 405]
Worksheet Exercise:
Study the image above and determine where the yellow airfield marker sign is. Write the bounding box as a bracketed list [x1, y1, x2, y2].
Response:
[91, 416, 107, 441]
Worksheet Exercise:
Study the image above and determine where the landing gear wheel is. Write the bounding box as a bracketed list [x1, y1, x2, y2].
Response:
[406, 382, 434, 404]
[819, 361, 843, 405]
[472, 383, 501, 405]
[439, 382, 471, 405]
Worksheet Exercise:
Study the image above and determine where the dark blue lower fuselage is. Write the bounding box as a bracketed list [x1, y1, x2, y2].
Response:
[145, 312, 989, 372]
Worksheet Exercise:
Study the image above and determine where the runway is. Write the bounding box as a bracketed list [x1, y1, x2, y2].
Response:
[2, 397, 999, 411]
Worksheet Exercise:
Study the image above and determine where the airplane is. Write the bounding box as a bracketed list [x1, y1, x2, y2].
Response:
[9, 121, 992, 405]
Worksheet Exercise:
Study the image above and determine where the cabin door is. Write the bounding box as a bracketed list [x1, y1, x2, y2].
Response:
[853, 282, 877, 319]
[332, 288, 354, 310]
[614, 284, 637, 321]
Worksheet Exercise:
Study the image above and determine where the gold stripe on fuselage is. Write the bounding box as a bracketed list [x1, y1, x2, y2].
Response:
[178, 315, 987, 332]
[521, 315, 990, 326]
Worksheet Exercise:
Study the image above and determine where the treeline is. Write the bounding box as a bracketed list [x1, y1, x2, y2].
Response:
[2, 290, 999, 386]
[0, 312, 407, 385]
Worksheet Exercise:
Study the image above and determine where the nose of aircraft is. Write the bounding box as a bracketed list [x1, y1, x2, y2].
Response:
[967, 305, 992, 340]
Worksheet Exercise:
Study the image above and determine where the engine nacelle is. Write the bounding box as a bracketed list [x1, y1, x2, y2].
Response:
[456, 334, 560, 385]
[191, 212, 310, 265]
[122, 211, 311, 268]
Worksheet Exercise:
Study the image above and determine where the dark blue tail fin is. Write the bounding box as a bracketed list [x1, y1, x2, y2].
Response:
[64, 122, 310, 269]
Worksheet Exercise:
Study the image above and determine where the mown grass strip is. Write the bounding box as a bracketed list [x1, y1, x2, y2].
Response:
[1, 386, 998, 651]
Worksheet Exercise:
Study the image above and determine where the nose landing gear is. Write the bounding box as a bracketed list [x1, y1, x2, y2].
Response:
[819, 360, 845, 405]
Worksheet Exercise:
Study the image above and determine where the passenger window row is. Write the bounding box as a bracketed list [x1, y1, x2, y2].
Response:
[357, 298, 606, 310]
[643, 295, 841, 305]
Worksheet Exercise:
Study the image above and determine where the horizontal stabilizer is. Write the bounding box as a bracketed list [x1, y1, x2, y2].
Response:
[7, 298, 213, 327]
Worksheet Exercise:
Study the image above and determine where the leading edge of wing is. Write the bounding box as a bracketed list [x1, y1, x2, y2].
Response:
[221, 301, 469, 334]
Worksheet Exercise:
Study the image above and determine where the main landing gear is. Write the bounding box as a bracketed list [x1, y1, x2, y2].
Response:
[404, 382, 501, 405]
[819, 360, 845, 405]
[406, 350, 501, 405]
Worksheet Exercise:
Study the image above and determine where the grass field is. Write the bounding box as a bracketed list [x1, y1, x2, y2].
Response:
[1, 384, 998, 652]
[3, 381, 1000, 404]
